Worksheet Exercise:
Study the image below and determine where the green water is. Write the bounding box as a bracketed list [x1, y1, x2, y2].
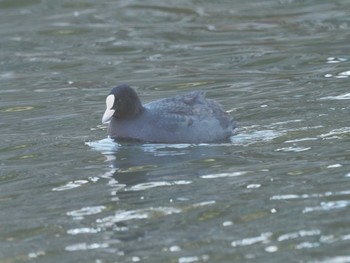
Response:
[1, 0, 350, 262]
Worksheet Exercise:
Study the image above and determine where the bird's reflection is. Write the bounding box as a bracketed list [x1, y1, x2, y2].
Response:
[87, 138, 231, 187]
[87, 127, 283, 188]
[84, 138, 239, 245]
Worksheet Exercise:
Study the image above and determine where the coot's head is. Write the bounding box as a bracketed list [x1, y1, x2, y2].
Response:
[102, 84, 143, 123]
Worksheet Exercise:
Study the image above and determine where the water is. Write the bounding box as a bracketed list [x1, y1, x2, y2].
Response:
[1, 0, 350, 262]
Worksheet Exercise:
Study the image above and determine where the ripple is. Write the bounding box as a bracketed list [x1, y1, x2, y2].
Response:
[39, 28, 91, 36]
[0, 106, 34, 112]
[9, 153, 40, 160]
[246, 184, 261, 189]
[270, 190, 350, 201]
[85, 138, 120, 155]
[284, 137, 318, 143]
[141, 143, 192, 156]
[327, 164, 342, 168]
[52, 180, 89, 191]
[275, 146, 311, 152]
[277, 229, 321, 242]
[65, 242, 109, 251]
[338, 71, 350, 77]
[320, 93, 350, 100]
[231, 232, 273, 247]
[295, 242, 320, 249]
[200, 171, 247, 179]
[319, 127, 350, 139]
[318, 233, 350, 246]
[166, 245, 181, 252]
[311, 256, 350, 263]
[265, 246, 278, 253]
[178, 255, 209, 263]
[97, 207, 181, 227]
[28, 250, 45, 259]
[191, 200, 216, 208]
[231, 129, 285, 146]
[222, 221, 234, 226]
[269, 120, 303, 126]
[324, 71, 350, 79]
[303, 200, 350, 213]
[67, 227, 100, 235]
[127, 180, 192, 191]
[67, 206, 106, 219]
[0, 72, 15, 79]
[86, 138, 194, 156]
[326, 57, 347, 64]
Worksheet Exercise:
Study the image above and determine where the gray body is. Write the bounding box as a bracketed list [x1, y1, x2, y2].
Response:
[108, 91, 235, 143]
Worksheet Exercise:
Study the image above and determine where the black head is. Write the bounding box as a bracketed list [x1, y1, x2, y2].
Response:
[102, 84, 143, 123]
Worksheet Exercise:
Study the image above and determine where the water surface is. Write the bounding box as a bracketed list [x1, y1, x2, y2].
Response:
[1, 0, 350, 262]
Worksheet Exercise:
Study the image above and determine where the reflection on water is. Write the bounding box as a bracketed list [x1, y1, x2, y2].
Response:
[320, 93, 350, 100]
[1, 0, 350, 262]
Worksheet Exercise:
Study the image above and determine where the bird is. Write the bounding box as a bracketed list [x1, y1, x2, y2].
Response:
[102, 84, 236, 143]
